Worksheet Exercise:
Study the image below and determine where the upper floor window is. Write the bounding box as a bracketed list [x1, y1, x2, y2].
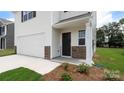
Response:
[0, 27, 2, 35]
[21, 11, 36, 22]
[0, 26, 5, 35]
[78, 30, 85, 45]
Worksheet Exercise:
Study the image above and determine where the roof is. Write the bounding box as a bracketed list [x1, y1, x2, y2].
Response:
[0, 18, 13, 25]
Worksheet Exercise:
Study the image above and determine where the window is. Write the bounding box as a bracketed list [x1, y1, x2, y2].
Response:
[0, 27, 2, 35]
[21, 11, 36, 22]
[78, 30, 85, 45]
[0, 26, 5, 35]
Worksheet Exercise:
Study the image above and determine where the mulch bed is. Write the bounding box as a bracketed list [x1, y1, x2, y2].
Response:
[43, 64, 104, 81]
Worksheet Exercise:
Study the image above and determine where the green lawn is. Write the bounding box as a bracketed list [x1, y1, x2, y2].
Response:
[0, 67, 43, 81]
[0, 48, 124, 80]
[0, 49, 15, 57]
[94, 48, 124, 75]
[0, 49, 44, 81]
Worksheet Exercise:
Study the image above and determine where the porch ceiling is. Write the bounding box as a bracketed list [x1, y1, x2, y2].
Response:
[53, 17, 89, 29]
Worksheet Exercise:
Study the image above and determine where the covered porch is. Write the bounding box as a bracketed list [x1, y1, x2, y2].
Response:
[52, 57, 86, 65]
[51, 14, 94, 65]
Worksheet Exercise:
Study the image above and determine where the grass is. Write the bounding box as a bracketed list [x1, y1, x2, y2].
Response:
[0, 49, 43, 81]
[0, 49, 15, 57]
[0, 67, 43, 81]
[94, 48, 124, 76]
[0, 48, 123, 81]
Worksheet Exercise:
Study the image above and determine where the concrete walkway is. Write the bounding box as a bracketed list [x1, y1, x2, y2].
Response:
[0, 55, 61, 75]
[52, 57, 85, 65]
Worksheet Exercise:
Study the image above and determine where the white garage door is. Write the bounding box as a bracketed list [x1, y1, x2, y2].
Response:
[17, 33, 45, 58]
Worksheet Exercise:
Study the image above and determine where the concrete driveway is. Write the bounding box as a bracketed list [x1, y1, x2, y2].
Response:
[0, 55, 61, 75]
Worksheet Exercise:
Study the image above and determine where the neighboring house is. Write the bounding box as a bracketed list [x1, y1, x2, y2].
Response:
[0, 18, 14, 49]
[14, 11, 96, 65]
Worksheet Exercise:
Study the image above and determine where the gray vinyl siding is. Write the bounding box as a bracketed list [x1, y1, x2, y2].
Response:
[0, 38, 1, 49]
[5, 23, 14, 49]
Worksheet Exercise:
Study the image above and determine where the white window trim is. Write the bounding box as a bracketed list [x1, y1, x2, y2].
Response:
[23, 11, 32, 21]
[78, 30, 86, 46]
[22, 11, 35, 22]
[5, 38, 6, 49]
[4, 25, 7, 36]
[0, 25, 6, 36]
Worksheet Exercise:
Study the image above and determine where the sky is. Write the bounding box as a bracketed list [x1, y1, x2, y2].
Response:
[0, 11, 124, 27]
[97, 11, 124, 27]
[0, 11, 14, 21]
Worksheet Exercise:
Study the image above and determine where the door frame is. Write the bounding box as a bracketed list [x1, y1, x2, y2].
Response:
[0, 38, 2, 49]
[0, 38, 6, 49]
[61, 32, 71, 57]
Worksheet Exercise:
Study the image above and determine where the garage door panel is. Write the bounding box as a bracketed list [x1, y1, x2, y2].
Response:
[17, 34, 45, 58]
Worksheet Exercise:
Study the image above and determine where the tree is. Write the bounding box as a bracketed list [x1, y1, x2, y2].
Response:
[97, 18, 124, 48]
[96, 28, 105, 47]
[119, 18, 124, 24]
[107, 22, 120, 47]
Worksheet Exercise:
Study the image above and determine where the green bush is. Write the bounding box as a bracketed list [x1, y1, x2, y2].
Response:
[77, 64, 89, 74]
[62, 63, 69, 71]
[40, 75, 44, 81]
[61, 73, 72, 81]
[104, 69, 120, 81]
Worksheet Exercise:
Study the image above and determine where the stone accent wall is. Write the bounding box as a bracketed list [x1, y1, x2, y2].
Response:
[72, 46, 86, 59]
[44, 46, 51, 59]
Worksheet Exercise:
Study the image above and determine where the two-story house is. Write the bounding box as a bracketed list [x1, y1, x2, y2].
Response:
[0, 18, 14, 50]
[14, 11, 96, 65]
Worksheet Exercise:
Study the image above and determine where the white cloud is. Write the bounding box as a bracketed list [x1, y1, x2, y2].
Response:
[7, 18, 15, 21]
[97, 11, 113, 28]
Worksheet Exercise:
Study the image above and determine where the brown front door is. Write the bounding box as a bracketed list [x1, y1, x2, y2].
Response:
[62, 32, 71, 56]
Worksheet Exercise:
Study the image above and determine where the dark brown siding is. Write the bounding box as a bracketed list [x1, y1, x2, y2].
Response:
[72, 46, 86, 59]
[44, 46, 51, 59]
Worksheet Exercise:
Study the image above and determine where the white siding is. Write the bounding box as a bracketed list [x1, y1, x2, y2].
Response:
[52, 29, 61, 58]
[15, 11, 52, 45]
[51, 12, 60, 24]
[14, 11, 96, 65]
[15, 11, 52, 58]
[51, 11, 90, 24]
[59, 11, 89, 21]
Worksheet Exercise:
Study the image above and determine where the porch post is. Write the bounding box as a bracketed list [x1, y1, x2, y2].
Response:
[85, 21, 93, 65]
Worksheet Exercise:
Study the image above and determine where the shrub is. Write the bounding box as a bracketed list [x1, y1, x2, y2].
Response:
[62, 63, 69, 71]
[104, 69, 120, 81]
[40, 75, 44, 81]
[61, 73, 72, 81]
[77, 64, 89, 74]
